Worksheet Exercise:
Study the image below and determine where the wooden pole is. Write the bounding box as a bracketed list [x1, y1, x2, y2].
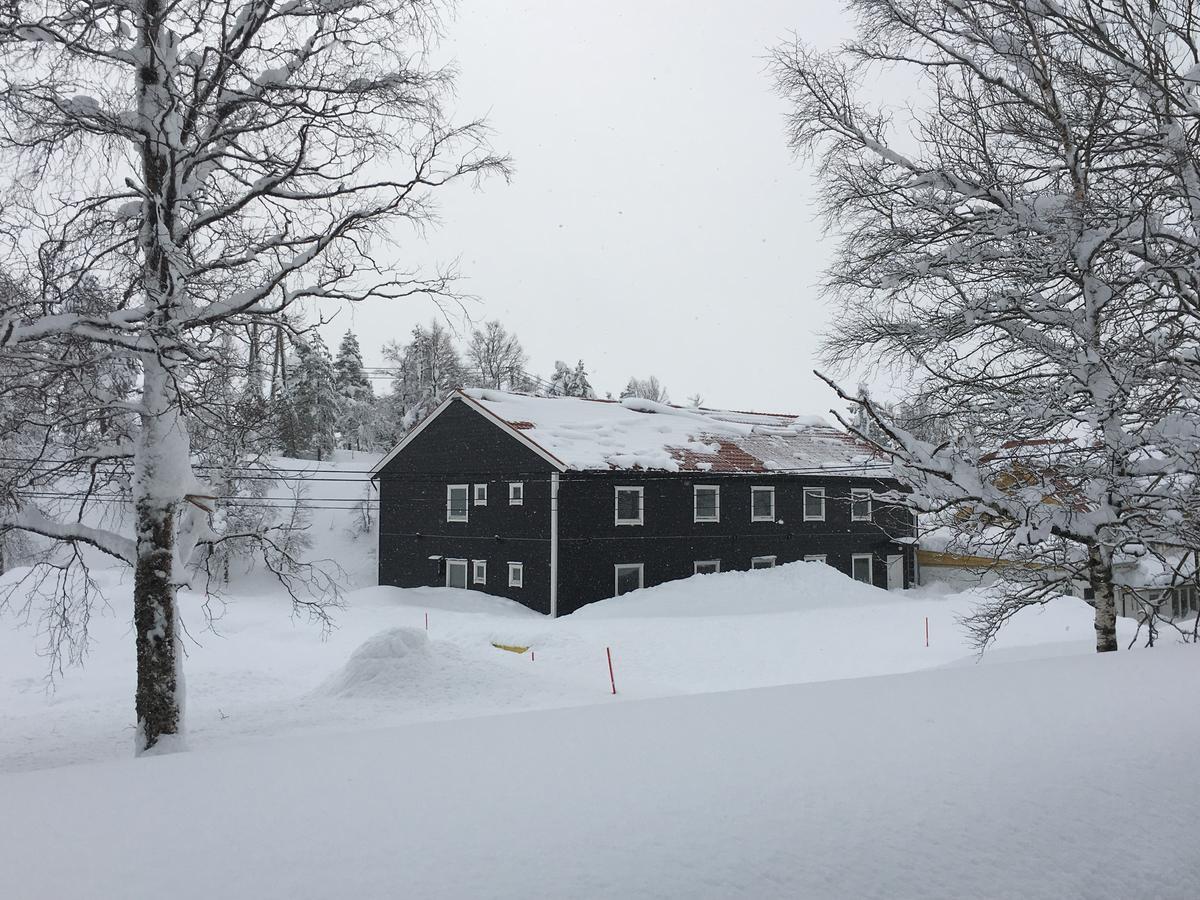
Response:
[925, 616, 929, 648]
[607, 646, 616, 695]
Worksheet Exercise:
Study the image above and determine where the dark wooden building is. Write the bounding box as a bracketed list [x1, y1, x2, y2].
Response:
[372, 389, 917, 616]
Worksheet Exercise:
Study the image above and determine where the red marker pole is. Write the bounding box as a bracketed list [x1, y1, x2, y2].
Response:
[607, 646, 617, 695]
[925, 616, 929, 648]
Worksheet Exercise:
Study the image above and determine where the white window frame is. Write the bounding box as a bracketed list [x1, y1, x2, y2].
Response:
[693, 484, 720, 523]
[445, 558, 468, 588]
[852, 553, 874, 584]
[447, 484, 469, 523]
[472, 559, 487, 585]
[473, 483, 488, 506]
[614, 563, 645, 596]
[508, 482, 524, 506]
[693, 560, 721, 575]
[851, 488, 873, 522]
[803, 487, 826, 522]
[750, 555, 777, 569]
[804, 554, 827, 564]
[614, 486, 644, 526]
[508, 561, 524, 588]
[750, 486, 775, 522]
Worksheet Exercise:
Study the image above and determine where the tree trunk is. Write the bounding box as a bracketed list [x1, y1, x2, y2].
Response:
[133, 497, 181, 749]
[1088, 543, 1119, 653]
[134, 0, 186, 751]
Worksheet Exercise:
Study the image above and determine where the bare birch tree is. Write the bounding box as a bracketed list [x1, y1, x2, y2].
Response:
[0, 0, 507, 750]
[773, 0, 1200, 652]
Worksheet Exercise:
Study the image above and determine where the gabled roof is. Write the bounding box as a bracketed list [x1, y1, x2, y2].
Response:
[372, 389, 890, 476]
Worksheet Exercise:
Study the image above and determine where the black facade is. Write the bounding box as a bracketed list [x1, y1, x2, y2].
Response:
[376, 395, 917, 617]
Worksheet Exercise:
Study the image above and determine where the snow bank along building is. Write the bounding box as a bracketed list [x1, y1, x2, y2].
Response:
[371, 389, 918, 616]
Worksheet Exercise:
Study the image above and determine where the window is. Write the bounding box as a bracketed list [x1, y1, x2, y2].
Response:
[445, 558, 468, 589]
[751, 486, 775, 522]
[694, 560, 720, 575]
[852, 553, 873, 584]
[472, 559, 487, 585]
[473, 483, 488, 506]
[615, 486, 644, 525]
[751, 555, 776, 569]
[614, 563, 644, 596]
[693, 485, 720, 522]
[508, 562, 524, 588]
[804, 555, 827, 564]
[803, 487, 825, 521]
[508, 482, 524, 506]
[447, 484, 469, 522]
[851, 489, 872, 522]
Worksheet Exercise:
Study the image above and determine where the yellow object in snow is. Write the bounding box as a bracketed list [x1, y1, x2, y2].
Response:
[491, 642, 530, 654]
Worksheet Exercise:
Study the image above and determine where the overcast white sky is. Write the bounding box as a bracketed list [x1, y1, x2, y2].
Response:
[331, 1, 858, 414]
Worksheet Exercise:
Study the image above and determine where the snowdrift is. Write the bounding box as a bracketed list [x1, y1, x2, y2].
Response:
[568, 559, 895, 619]
[316, 627, 434, 699]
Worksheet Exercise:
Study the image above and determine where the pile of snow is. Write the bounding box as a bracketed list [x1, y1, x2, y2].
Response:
[316, 627, 433, 699]
[3, 648, 1197, 899]
[569, 559, 893, 619]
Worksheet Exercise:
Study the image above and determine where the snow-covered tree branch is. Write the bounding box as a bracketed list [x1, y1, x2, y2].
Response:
[0, 0, 508, 751]
[773, 0, 1200, 652]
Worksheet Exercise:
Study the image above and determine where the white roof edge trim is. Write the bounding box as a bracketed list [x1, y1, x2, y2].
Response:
[370, 390, 568, 478]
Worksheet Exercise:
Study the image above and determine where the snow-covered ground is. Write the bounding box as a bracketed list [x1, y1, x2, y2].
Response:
[3, 648, 1197, 899]
[2, 456, 1196, 897]
[0, 557, 1141, 773]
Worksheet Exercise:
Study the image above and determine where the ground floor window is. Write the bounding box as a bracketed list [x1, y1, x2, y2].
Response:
[614, 563, 644, 596]
[750, 555, 776, 569]
[694, 560, 720, 575]
[472, 559, 487, 585]
[851, 553, 873, 584]
[804, 555, 827, 564]
[508, 562, 524, 588]
[446, 558, 468, 589]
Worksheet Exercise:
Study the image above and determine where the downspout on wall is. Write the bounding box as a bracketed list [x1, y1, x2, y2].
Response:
[549, 471, 559, 617]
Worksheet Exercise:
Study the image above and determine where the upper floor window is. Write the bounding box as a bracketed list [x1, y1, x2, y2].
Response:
[447, 484, 469, 522]
[694, 485, 720, 522]
[473, 483, 488, 506]
[509, 482, 524, 505]
[803, 487, 825, 521]
[615, 486, 644, 525]
[751, 486, 775, 522]
[851, 489, 872, 522]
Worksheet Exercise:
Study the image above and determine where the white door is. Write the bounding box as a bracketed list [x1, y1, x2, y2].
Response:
[446, 559, 468, 589]
[886, 555, 904, 591]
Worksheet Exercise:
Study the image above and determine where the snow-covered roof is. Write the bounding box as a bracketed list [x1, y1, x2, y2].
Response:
[376, 389, 888, 475]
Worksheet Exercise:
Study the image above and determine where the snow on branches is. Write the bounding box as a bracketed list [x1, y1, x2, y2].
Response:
[0, 0, 507, 749]
[774, 0, 1200, 651]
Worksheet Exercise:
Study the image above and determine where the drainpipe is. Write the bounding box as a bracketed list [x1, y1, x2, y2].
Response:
[550, 471, 559, 617]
